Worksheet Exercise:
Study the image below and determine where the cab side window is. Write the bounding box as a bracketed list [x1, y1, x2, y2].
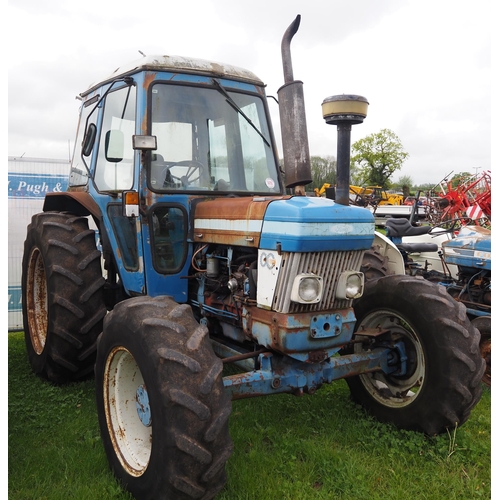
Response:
[95, 86, 136, 192]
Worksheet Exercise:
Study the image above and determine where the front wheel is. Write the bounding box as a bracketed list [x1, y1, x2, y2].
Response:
[95, 296, 233, 500]
[349, 275, 484, 435]
[471, 316, 491, 386]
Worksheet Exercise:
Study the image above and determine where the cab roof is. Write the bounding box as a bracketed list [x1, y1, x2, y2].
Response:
[82, 54, 264, 96]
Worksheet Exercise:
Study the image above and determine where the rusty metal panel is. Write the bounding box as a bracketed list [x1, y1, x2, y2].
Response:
[245, 305, 357, 362]
[193, 196, 288, 247]
[82, 55, 266, 97]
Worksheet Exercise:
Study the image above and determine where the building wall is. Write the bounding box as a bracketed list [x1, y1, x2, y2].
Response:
[8, 157, 70, 331]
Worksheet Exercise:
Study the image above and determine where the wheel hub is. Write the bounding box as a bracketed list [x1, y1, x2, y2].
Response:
[104, 347, 152, 476]
[135, 385, 152, 426]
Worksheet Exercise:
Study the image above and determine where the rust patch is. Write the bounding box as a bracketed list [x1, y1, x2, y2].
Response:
[141, 72, 157, 134]
[193, 196, 289, 247]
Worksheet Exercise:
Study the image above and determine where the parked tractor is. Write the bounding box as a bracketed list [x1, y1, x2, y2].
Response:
[21, 15, 484, 500]
[382, 216, 491, 386]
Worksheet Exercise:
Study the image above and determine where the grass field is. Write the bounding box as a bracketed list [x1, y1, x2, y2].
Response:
[8, 331, 492, 499]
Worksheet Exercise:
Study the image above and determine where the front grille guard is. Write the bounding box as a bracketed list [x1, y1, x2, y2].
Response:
[272, 250, 365, 313]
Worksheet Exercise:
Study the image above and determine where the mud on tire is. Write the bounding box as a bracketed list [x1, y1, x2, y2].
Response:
[95, 296, 233, 500]
[21, 211, 105, 383]
[349, 275, 485, 435]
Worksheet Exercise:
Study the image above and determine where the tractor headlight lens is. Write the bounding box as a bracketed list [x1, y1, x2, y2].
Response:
[335, 271, 364, 299]
[290, 274, 323, 304]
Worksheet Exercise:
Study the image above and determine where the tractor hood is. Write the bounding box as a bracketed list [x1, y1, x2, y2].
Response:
[193, 196, 375, 252]
[442, 225, 491, 270]
[260, 197, 374, 251]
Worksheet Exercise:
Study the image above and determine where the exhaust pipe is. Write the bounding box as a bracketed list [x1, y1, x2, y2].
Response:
[278, 15, 312, 196]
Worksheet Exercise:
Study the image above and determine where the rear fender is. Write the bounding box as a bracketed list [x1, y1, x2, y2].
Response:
[372, 231, 405, 275]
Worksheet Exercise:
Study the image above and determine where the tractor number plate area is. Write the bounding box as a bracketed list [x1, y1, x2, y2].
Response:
[310, 313, 343, 338]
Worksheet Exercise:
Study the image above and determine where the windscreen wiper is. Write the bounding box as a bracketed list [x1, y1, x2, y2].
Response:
[211, 78, 271, 148]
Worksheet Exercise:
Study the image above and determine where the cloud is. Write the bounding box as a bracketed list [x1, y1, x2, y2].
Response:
[8, 0, 491, 185]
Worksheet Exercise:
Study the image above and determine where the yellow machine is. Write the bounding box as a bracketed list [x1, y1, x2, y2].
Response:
[349, 185, 403, 206]
[315, 184, 403, 206]
[314, 183, 333, 197]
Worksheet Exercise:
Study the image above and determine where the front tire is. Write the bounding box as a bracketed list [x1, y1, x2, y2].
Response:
[21, 211, 105, 383]
[349, 275, 484, 435]
[471, 316, 491, 386]
[95, 296, 233, 500]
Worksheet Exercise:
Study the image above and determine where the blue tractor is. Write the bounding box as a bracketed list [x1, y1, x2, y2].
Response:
[383, 216, 491, 386]
[441, 225, 491, 384]
[21, 16, 484, 500]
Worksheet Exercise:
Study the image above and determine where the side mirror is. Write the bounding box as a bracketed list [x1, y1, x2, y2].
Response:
[82, 123, 97, 157]
[105, 130, 124, 162]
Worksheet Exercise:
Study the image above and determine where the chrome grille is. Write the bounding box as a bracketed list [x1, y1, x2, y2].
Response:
[273, 250, 365, 313]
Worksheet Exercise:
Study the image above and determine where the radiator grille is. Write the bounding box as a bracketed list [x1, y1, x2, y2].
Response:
[273, 250, 365, 313]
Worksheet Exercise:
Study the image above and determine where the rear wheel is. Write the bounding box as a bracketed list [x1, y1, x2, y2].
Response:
[360, 246, 391, 281]
[349, 275, 484, 435]
[95, 296, 233, 500]
[21, 211, 105, 383]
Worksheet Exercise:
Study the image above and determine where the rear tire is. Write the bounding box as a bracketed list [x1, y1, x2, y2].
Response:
[349, 275, 484, 435]
[21, 211, 105, 383]
[360, 246, 391, 281]
[95, 296, 233, 500]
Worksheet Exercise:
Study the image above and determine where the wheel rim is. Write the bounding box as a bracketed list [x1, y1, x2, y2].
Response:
[26, 247, 48, 354]
[354, 309, 425, 408]
[104, 347, 152, 476]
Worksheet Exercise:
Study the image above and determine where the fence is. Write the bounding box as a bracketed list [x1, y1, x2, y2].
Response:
[8, 157, 70, 331]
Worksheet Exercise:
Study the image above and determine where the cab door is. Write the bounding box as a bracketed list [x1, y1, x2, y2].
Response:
[89, 82, 147, 296]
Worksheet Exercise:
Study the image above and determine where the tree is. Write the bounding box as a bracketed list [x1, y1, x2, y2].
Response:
[415, 183, 438, 197]
[450, 171, 475, 189]
[350, 129, 409, 189]
[310, 155, 336, 192]
[394, 175, 413, 198]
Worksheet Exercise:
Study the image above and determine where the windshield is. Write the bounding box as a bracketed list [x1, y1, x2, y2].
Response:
[149, 83, 281, 194]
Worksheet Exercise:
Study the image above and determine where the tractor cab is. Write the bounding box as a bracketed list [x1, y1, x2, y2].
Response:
[53, 56, 285, 302]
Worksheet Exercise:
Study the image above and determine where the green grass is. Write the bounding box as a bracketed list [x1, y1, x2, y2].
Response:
[9, 331, 491, 499]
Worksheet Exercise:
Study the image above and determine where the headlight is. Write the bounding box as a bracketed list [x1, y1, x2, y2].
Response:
[290, 274, 323, 304]
[335, 271, 364, 299]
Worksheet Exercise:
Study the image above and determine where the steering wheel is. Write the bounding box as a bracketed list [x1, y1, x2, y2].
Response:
[161, 160, 205, 188]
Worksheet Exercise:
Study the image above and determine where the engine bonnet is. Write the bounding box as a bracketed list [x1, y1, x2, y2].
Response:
[442, 225, 491, 270]
[193, 196, 375, 252]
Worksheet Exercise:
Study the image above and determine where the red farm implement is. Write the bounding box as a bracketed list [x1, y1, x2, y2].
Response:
[426, 170, 491, 227]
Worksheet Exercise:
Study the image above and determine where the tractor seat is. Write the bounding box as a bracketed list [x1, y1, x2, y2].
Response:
[385, 218, 438, 254]
[395, 242, 439, 254]
[385, 218, 432, 237]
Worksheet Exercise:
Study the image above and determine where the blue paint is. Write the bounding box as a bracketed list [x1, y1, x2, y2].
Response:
[249, 309, 357, 362]
[261, 197, 375, 252]
[8, 173, 68, 198]
[8, 286, 22, 312]
[135, 385, 152, 427]
[443, 227, 491, 270]
[223, 345, 405, 398]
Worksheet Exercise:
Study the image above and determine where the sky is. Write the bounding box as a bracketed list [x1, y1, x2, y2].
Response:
[7, 0, 493, 187]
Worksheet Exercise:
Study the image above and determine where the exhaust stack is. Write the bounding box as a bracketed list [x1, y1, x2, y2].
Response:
[278, 15, 312, 196]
